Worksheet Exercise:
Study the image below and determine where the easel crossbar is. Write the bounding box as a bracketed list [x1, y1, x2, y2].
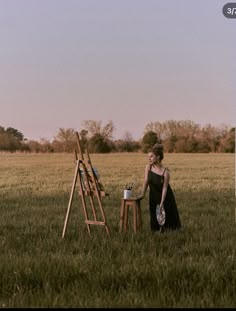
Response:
[85, 220, 105, 225]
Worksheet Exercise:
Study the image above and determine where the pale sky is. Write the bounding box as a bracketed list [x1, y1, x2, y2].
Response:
[1, 0, 235, 141]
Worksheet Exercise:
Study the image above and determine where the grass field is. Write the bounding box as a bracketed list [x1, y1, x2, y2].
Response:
[0, 152, 235, 307]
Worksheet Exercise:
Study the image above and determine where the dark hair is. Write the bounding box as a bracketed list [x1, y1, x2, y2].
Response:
[148, 143, 164, 160]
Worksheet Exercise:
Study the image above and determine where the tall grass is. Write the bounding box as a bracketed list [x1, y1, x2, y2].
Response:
[0, 152, 235, 307]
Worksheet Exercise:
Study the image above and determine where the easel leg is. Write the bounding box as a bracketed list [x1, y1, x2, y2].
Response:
[77, 174, 91, 235]
[62, 160, 79, 238]
[63, 132, 110, 237]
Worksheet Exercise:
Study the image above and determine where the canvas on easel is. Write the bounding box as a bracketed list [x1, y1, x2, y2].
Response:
[62, 132, 110, 237]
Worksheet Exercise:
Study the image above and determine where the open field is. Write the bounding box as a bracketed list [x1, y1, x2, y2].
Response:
[0, 152, 235, 307]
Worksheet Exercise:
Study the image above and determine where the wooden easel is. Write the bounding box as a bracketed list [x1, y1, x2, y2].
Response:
[62, 132, 110, 237]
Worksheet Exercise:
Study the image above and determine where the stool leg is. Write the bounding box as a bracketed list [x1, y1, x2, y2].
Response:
[119, 199, 125, 232]
[124, 204, 129, 232]
[137, 202, 142, 231]
[133, 203, 137, 233]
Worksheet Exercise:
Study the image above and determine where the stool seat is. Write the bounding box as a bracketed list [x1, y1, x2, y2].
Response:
[119, 197, 142, 233]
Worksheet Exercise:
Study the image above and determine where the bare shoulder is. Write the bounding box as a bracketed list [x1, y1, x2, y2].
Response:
[145, 163, 151, 171]
[144, 164, 151, 175]
[164, 167, 170, 177]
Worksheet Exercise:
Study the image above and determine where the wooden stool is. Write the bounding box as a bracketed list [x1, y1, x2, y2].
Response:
[119, 198, 142, 233]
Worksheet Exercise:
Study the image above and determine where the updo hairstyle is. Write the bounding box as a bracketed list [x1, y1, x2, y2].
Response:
[149, 143, 164, 161]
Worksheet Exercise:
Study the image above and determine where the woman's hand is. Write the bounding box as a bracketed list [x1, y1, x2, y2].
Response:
[137, 195, 144, 200]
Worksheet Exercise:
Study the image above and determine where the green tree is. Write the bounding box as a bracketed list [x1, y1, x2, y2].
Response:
[82, 120, 115, 153]
[141, 131, 159, 153]
[6, 127, 24, 141]
[79, 129, 89, 153]
[0, 126, 24, 151]
[88, 133, 112, 153]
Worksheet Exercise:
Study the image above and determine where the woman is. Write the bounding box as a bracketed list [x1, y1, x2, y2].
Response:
[139, 143, 181, 232]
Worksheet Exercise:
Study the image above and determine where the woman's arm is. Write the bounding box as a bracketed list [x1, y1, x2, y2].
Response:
[160, 169, 170, 208]
[139, 164, 150, 199]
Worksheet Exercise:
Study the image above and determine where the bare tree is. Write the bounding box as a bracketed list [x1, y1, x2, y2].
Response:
[82, 120, 115, 140]
[54, 128, 76, 152]
[54, 128, 76, 142]
[122, 131, 133, 142]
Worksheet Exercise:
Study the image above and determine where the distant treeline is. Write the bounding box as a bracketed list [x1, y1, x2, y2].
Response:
[0, 120, 235, 153]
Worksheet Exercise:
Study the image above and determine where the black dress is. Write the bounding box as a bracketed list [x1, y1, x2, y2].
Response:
[148, 168, 181, 232]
